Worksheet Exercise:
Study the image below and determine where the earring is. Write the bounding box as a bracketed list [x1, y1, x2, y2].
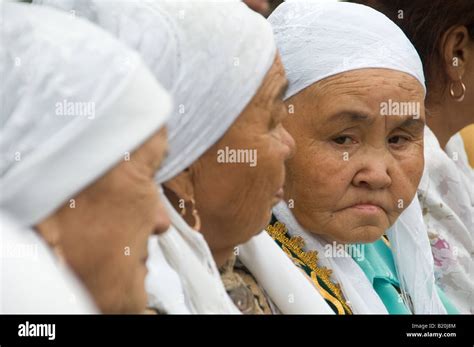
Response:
[450, 79, 466, 102]
[180, 198, 201, 231]
[190, 198, 201, 231]
[180, 200, 186, 217]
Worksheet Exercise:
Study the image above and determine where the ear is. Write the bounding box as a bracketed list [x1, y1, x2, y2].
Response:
[441, 25, 471, 81]
[163, 168, 195, 202]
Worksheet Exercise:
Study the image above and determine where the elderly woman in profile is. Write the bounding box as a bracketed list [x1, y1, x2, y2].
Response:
[0, 2, 171, 313]
[258, 1, 459, 314]
[152, 1, 334, 314]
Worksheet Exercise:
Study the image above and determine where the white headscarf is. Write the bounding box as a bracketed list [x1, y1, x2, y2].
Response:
[34, 0, 275, 183]
[152, 0, 277, 183]
[0, 212, 97, 313]
[33, 0, 179, 92]
[0, 2, 171, 227]
[269, 0, 444, 314]
[270, 0, 426, 100]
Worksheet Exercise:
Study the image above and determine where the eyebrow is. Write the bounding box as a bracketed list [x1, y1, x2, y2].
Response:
[393, 117, 425, 133]
[328, 111, 375, 125]
[276, 79, 289, 100]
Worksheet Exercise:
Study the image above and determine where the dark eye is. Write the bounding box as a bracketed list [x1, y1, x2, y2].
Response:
[332, 136, 353, 145]
[388, 135, 409, 146]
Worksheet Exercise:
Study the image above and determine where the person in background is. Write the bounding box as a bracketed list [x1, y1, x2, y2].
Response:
[244, 0, 270, 15]
[460, 125, 474, 167]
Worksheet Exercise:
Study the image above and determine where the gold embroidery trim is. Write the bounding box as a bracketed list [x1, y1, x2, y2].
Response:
[266, 221, 353, 314]
[381, 234, 391, 249]
[310, 272, 346, 315]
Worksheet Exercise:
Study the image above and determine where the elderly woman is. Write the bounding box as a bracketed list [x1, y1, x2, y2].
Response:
[349, 0, 474, 315]
[0, 2, 171, 313]
[154, 1, 340, 314]
[263, 1, 459, 314]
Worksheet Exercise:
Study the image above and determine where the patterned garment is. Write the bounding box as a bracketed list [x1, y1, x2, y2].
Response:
[266, 220, 353, 315]
[418, 127, 474, 313]
[219, 254, 278, 314]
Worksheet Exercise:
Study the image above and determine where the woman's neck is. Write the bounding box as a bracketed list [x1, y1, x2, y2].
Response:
[426, 97, 470, 149]
[213, 247, 234, 269]
[163, 186, 234, 268]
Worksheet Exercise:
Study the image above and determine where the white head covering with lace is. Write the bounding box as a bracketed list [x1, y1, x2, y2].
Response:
[1, 2, 171, 227]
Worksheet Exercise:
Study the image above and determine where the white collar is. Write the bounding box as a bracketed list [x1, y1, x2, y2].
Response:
[239, 230, 334, 314]
[272, 201, 388, 314]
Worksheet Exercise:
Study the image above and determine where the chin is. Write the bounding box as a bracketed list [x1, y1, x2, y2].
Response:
[344, 225, 386, 244]
[127, 286, 147, 314]
[240, 210, 272, 245]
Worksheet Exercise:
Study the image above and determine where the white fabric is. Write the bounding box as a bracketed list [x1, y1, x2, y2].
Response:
[34, 0, 179, 92]
[273, 201, 388, 314]
[239, 232, 334, 314]
[38, 0, 279, 183]
[145, 236, 191, 314]
[418, 127, 474, 313]
[0, 2, 171, 227]
[386, 197, 447, 314]
[146, 188, 240, 314]
[0, 212, 97, 313]
[32, 0, 272, 183]
[268, 0, 426, 100]
[152, 0, 277, 182]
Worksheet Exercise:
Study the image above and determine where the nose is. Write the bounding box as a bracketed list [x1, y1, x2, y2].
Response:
[279, 124, 296, 160]
[352, 155, 392, 190]
[153, 200, 171, 235]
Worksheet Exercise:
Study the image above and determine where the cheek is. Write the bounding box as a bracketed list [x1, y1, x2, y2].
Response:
[391, 152, 424, 201]
[69, 178, 156, 310]
[106, 177, 158, 241]
[196, 136, 287, 246]
[288, 144, 353, 211]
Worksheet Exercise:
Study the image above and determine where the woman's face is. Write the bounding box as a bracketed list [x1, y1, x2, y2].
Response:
[283, 69, 425, 244]
[37, 127, 169, 313]
[165, 55, 295, 262]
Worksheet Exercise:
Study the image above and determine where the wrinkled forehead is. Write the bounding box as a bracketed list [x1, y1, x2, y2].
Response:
[252, 53, 289, 105]
[290, 69, 424, 111]
[286, 68, 426, 129]
[316, 68, 424, 99]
